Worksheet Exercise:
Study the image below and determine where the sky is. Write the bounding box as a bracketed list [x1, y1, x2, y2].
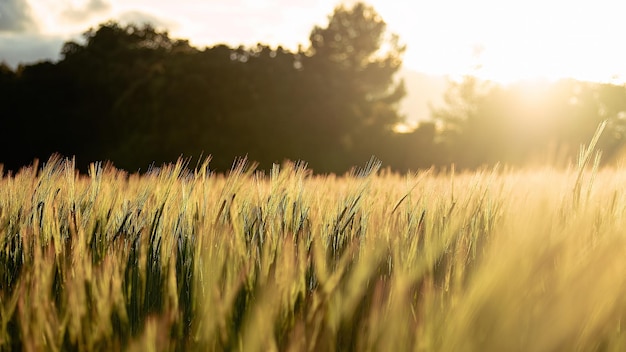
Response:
[1, 0, 625, 84]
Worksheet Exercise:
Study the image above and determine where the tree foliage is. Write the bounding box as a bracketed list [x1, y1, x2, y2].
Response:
[302, 3, 406, 170]
[1, 3, 422, 174]
[2, 2, 626, 173]
[433, 76, 626, 168]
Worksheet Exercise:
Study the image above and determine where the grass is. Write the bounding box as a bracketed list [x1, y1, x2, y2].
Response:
[2, 150, 626, 351]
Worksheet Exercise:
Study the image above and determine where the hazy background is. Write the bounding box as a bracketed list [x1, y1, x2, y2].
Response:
[2, 0, 625, 124]
[1, 1, 625, 173]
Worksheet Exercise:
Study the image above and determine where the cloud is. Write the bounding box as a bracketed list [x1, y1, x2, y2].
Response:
[61, 0, 112, 24]
[0, 34, 65, 68]
[0, 0, 36, 33]
[117, 11, 179, 31]
[0, 6, 178, 69]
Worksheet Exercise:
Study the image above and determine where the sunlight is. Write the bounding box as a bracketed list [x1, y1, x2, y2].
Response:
[508, 79, 556, 132]
[471, 35, 625, 85]
[386, 0, 625, 85]
[393, 122, 417, 133]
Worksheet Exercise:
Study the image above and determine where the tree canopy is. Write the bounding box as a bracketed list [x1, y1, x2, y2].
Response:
[1, 3, 423, 173]
[432, 76, 626, 168]
[2, 2, 626, 173]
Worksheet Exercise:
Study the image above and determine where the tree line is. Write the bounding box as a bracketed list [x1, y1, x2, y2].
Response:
[433, 76, 626, 168]
[1, 2, 626, 173]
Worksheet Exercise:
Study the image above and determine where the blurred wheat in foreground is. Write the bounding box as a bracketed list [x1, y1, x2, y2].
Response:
[2, 155, 626, 351]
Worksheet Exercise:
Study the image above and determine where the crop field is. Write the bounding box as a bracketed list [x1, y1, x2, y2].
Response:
[2, 150, 626, 351]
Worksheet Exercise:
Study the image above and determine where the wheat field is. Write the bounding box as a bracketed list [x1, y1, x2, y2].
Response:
[2, 152, 626, 351]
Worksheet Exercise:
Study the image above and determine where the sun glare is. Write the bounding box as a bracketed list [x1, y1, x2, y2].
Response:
[385, 0, 625, 85]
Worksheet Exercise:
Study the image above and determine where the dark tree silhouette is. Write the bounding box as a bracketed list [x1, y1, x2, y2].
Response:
[0, 2, 417, 174]
[295, 2, 407, 171]
[10, 3, 626, 173]
[59, 22, 195, 169]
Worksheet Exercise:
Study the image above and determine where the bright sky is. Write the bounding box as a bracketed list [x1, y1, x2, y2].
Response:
[1, 0, 624, 84]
